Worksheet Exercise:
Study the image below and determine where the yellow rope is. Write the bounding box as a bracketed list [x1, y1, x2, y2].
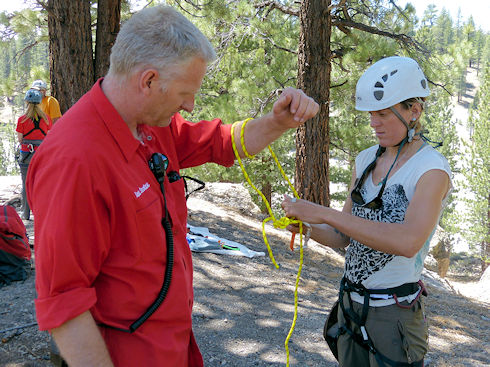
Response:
[231, 119, 305, 366]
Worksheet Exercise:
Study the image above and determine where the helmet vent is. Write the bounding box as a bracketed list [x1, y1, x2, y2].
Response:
[375, 82, 383, 88]
[390, 70, 398, 76]
[382, 74, 388, 82]
[374, 90, 384, 101]
[421, 79, 427, 89]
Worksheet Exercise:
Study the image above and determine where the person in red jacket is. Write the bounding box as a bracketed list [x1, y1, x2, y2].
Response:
[26, 5, 319, 367]
[16, 89, 52, 220]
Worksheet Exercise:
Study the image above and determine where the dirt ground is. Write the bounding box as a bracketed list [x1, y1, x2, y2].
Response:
[0, 177, 489, 367]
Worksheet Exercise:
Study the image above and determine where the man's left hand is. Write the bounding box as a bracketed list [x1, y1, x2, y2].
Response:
[272, 87, 319, 128]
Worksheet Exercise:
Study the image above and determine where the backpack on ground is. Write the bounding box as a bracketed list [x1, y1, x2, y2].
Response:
[0, 205, 31, 286]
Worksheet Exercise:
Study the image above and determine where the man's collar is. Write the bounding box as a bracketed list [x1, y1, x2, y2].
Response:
[90, 78, 141, 162]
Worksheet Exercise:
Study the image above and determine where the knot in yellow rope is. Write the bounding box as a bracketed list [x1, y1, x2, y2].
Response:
[273, 216, 298, 230]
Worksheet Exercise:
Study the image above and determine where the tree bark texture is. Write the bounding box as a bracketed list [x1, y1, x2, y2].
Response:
[295, 0, 332, 206]
[95, 0, 121, 80]
[260, 180, 272, 215]
[47, 0, 94, 113]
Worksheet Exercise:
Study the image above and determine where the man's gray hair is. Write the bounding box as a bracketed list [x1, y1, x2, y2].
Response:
[107, 5, 216, 79]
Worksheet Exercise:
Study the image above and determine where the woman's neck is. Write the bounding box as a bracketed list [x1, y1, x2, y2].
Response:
[384, 137, 422, 158]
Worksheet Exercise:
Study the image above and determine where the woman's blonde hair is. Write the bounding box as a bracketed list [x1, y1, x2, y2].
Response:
[20, 103, 48, 124]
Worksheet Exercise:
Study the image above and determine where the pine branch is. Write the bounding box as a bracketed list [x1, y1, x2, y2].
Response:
[332, 18, 428, 54]
[254, 1, 299, 17]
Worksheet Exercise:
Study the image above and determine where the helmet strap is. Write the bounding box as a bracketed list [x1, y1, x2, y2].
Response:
[389, 106, 417, 144]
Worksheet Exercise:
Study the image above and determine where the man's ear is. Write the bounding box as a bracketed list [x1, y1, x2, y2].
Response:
[139, 69, 159, 95]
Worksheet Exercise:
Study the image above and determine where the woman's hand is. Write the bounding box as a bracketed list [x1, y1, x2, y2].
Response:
[281, 195, 327, 224]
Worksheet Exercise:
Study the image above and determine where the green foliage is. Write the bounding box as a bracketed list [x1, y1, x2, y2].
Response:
[422, 87, 459, 233]
[0, 122, 19, 175]
[169, 0, 300, 207]
[462, 64, 489, 253]
[0, 0, 488, 250]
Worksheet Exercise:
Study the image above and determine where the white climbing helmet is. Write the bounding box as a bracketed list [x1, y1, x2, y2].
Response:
[31, 79, 48, 91]
[355, 56, 430, 111]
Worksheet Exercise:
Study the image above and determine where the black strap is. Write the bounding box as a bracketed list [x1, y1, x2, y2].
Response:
[338, 277, 425, 367]
[98, 154, 174, 333]
[168, 171, 205, 200]
[340, 325, 422, 367]
[23, 118, 47, 138]
[342, 277, 420, 298]
[19, 152, 33, 164]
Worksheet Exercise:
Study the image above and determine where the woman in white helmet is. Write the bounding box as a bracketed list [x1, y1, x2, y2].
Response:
[282, 56, 452, 366]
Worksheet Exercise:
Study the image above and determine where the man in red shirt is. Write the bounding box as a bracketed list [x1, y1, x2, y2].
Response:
[27, 5, 318, 367]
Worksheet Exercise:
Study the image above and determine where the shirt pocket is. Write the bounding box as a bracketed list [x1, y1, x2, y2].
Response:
[133, 195, 166, 263]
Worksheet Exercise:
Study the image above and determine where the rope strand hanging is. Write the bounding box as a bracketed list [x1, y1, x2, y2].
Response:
[231, 118, 311, 366]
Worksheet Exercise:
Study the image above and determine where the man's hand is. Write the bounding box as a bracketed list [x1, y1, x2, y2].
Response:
[233, 88, 319, 158]
[271, 87, 319, 128]
[51, 311, 114, 367]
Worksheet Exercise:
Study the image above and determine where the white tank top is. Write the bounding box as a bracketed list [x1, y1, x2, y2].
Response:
[345, 144, 452, 306]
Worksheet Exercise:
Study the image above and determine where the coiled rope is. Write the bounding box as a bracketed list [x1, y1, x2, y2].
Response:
[231, 118, 309, 366]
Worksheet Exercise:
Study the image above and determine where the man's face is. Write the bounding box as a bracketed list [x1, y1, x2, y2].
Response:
[144, 56, 207, 127]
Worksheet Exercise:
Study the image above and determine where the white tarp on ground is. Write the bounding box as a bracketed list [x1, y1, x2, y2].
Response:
[187, 224, 265, 258]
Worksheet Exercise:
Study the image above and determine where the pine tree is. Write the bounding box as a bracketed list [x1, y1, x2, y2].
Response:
[463, 63, 490, 273]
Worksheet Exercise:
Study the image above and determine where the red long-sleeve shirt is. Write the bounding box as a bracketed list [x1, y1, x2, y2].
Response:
[27, 79, 234, 366]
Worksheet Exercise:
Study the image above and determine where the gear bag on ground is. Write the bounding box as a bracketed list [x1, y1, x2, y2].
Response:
[0, 205, 31, 286]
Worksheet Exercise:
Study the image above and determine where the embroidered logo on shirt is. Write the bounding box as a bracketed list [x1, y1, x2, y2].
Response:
[134, 182, 150, 198]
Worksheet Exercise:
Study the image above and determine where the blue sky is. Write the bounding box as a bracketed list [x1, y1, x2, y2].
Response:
[398, 0, 489, 31]
[1, 0, 488, 32]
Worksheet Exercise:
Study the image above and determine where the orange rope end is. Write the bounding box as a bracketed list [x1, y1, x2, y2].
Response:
[289, 232, 296, 251]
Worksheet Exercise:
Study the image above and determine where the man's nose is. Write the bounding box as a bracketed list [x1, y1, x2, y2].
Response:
[181, 98, 195, 113]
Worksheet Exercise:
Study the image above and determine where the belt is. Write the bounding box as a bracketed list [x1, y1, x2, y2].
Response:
[342, 277, 423, 298]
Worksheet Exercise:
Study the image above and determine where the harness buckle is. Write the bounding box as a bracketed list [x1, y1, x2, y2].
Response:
[360, 325, 368, 341]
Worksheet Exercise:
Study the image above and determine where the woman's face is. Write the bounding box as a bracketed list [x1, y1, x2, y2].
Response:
[369, 104, 412, 147]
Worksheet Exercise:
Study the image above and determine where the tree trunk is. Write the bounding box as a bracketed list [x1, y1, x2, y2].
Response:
[295, 0, 331, 206]
[48, 0, 94, 113]
[260, 180, 272, 215]
[95, 0, 121, 80]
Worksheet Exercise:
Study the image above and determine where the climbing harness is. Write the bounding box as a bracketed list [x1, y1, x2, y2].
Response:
[22, 117, 47, 138]
[18, 117, 49, 165]
[332, 277, 427, 367]
[231, 118, 311, 366]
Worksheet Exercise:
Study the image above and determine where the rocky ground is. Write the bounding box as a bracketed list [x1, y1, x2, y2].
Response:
[0, 177, 489, 367]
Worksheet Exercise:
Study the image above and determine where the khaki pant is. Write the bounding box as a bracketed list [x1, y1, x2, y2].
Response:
[337, 293, 428, 367]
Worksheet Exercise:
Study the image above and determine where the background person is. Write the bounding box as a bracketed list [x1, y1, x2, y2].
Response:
[16, 88, 52, 220]
[26, 5, 318, 367]
[31, 79, 62, 124]
[282, 56, 452, 367]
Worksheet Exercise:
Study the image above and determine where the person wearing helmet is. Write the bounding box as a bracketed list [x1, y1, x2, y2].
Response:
[16, 89, 52, 220]
[26, 5, 319, 367]
[282, 56, 452, 366]
[31, 79, 62, 124]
